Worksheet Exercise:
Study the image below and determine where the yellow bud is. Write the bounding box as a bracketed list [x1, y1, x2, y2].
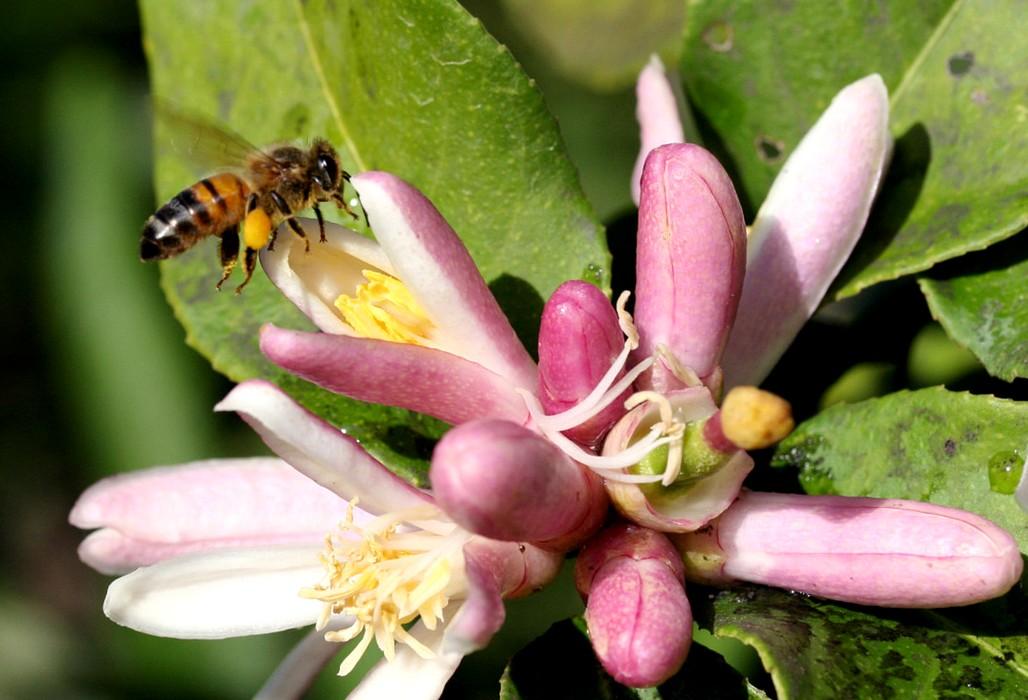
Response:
[720, 386, 794, 450]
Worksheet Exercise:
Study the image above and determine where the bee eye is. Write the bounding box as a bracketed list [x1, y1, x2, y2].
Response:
[316, 154, 339, 188]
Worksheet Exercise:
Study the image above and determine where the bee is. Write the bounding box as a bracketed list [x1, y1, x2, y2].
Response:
[140, 107, 358, 293]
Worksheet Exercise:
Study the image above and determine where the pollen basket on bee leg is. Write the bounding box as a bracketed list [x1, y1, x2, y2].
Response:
[243, 208, 273, 250]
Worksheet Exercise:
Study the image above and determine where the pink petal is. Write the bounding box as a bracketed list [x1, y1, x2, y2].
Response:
[721, 74, 891, 388]
[631, 55, 686, 205]
[578, 525, 692, 687]
[352, 172, 537, 392]
[444, 547, 506, 655]
[260, 324, 529, 426]
[633, 144, 746, 391]
[538, 281, 629, 447]
[103, 545, 325, 638]
[215, 380, 431, 514]
[677, 491, 1023, 607]
[430, 420, 607, 550]
[78, 528, 326, 576]
[70, 457, 349, 546]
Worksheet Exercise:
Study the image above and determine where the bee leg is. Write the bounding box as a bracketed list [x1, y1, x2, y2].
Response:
[334, 184, 364, 225]
[270, 191, 310, 253]
[313, 203, 326, 243]
[285, 217, 310, 253]
[215, 226, 240, 291]
[235, 247, 258, 295]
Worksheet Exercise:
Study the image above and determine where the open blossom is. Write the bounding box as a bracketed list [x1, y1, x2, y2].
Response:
[71, 380, 561, 698]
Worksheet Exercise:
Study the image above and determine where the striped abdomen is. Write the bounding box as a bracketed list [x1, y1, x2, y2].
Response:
[140, 173, 250, 261]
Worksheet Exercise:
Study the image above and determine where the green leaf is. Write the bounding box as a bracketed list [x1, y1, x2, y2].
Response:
[680, 0, 1028, 297]
[680, 0, 952, 215]
[920, 234, 1028, 382]
[772, 387, 1028, 551]
[699, 585, 1028, 700]
[836, 0, 1028, 297]
[498, 0, 685, 91]
[500, 618, 766, 699]
[140, 0, 608, 480]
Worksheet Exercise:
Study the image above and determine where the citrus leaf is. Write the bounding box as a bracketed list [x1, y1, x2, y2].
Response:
[679, 0, 1027, 298]
[699, 585, 1028, 700]
[500, 618, 767, 699]
[498, 0, 685, 91]
[772, 387, 1028, 551]
[679, 0, 952, 215]
[835, 0, 1028, 297]
[920, 233, 1028, 381]
[140, 0, 608, 480]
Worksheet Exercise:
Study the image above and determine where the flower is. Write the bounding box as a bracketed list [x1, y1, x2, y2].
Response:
[71, 380, 561, 698]
[574, 522, 691, 687]
[258, 171, 536, 427]
[675, 491, 1023, 607]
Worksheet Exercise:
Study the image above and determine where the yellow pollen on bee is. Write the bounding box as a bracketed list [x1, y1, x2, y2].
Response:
[334, 269, 435, 345]
[242, 208, 273, 250]
[300, 501, 457, 676]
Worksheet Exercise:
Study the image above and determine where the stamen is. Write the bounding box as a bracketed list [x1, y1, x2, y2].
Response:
[655, 344, 703, 387]
[335, 269, 435, 345]
[301, 501, 468, 675]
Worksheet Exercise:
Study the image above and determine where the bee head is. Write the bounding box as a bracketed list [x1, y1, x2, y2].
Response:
[312, 140, 346, 193]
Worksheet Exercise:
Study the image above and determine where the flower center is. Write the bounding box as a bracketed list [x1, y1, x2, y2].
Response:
[334, 269, 435, 345]
[300, 502, 468, 675]
[518, 292, 686, 484]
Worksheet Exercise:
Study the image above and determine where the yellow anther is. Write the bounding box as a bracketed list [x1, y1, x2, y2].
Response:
[720, 386, 795, 449]
[335, 269, 435, 345]
[301, 502, 458, 676]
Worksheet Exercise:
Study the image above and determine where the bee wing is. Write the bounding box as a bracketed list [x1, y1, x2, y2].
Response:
[152, 99, 283, 175]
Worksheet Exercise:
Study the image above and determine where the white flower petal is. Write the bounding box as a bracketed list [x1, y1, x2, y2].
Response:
[260, 221, 395, 334]
[103, 546, 324, 639]
[254, 622, 351, 700]
[348, 616, 464, 700]
[722, 74, 891, 388]
[216, 381, 431, 514]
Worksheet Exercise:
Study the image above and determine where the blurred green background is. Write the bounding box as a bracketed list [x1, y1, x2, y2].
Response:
[2, 1, 1011, 698]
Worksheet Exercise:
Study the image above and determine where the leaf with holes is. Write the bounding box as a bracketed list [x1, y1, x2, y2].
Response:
[679, 0, 1027, 298]
[140, 0, 608, 480]
[920, 234, 1028, 382]
[772, 387, 1028, 551]
[697, 585, 1028, 700]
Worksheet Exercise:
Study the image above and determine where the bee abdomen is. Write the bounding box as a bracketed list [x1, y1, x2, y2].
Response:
[140, 173, 250, 261]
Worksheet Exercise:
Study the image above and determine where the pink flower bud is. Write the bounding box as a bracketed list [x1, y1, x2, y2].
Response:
[675, 491, 1023, 607]
[633, 144, 746, 393]
[538, 281, 629, 447]
[575, 523, 691, 687]
[430, 420, 607, 551]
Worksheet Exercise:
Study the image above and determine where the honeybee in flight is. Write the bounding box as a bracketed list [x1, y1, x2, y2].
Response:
[140, 106, 358, 293]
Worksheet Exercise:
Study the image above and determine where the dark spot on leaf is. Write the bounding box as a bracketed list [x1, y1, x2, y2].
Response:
[756, 135, 785, 163]
[702, 20, 734, 52]
[948, 51, 974, 77]
[944, 438, 957, 456]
